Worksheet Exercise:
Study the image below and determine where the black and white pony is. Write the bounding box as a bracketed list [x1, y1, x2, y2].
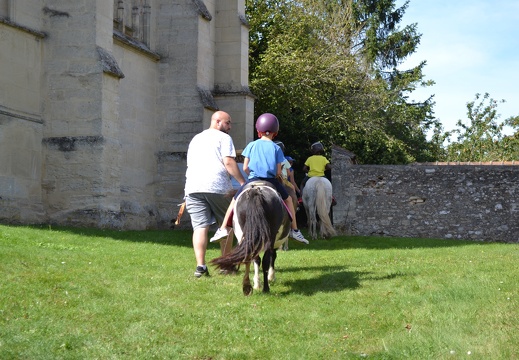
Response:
[211, 181, 290, 295]
[302, 176, 336, 239]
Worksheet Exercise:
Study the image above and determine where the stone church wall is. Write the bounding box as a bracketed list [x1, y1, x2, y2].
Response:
[0, 12, 45, 224]
[0, 0, 253, 229]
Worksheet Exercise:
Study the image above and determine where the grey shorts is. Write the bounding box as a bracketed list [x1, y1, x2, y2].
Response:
[185, 193, 231, 230]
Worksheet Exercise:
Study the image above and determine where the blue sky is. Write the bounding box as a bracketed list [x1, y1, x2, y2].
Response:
[397, 0, 519, 134]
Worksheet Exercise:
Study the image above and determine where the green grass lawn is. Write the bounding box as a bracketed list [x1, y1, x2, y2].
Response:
[1, 225, 517, 359]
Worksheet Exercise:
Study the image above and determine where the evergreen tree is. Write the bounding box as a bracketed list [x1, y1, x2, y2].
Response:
[246, 0, 441, 165]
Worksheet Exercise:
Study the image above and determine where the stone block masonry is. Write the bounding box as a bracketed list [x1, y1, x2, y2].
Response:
[1, 0, 253, 229]
[6, 1, 515, 242]
[332, 150, 519, 243]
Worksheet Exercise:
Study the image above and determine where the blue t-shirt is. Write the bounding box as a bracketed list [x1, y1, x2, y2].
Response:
[242, 139, 285, 179]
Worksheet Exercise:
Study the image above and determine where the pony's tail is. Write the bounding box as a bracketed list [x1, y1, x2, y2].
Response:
[211, 188, 271, 271]
[316, 181, 336, 239]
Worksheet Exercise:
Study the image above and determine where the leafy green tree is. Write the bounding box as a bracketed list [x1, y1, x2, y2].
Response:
[246, 0, 441, 165]
[501, 115, 519, 160]
[444, 93, 519, 161]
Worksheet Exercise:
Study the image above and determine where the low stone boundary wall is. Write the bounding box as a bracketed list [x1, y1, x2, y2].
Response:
[332, 153, 519, 243]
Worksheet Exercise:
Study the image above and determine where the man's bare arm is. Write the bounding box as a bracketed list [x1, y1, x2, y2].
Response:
[223, 156, 246, 186]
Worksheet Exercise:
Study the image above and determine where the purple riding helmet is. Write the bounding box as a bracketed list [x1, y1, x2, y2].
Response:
[255, 113, 279, 135]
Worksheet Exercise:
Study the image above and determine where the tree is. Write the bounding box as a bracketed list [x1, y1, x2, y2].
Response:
[444, 93, 519, 161]
[501, 115, 519, 160]
[246, 0, 441, 165]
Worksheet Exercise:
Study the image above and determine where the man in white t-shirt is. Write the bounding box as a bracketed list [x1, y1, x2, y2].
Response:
[184, 111, 246, 278]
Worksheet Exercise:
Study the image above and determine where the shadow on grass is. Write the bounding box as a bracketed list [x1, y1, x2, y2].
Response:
[22, 225, 486, 250]
[277, 266, 405, 295]
[303, 235, 481, 250]
[19, 225, 193, 247]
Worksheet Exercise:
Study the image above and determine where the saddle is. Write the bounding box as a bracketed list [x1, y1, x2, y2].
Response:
[226, 180, 292, 227]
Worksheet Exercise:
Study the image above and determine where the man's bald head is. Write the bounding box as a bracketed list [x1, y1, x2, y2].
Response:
[210, 111, 232, 134]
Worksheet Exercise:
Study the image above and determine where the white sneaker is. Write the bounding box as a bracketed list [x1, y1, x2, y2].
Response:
[289, 229, 309, 244]
[209, 227, 230, 243]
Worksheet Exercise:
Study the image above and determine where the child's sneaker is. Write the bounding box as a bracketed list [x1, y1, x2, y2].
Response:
[209, 227, 229, 243]
[289, 229, 309, 244]
[194, 265, 209, 278]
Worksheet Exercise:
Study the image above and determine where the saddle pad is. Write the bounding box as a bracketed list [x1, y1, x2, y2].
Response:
[227, 182, 292, 227]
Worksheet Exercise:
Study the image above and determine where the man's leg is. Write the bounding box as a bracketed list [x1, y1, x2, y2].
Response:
[185, 193, 213, 277]
[193, 226, 209, 267]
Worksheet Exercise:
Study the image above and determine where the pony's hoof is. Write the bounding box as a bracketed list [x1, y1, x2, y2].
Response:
[243, 284, 253, 296]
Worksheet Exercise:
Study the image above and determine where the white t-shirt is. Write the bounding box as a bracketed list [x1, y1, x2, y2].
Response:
[280, 158, 291, 180]
[184, 128, 236, 195]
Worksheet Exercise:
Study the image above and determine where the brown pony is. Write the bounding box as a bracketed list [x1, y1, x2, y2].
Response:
[211, 181, 290, 295]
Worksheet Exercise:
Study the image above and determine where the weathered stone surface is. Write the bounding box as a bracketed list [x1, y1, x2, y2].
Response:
[332, 148, 519, 243]
[7, 1, 515, 243]
[0, 0, 253, 229]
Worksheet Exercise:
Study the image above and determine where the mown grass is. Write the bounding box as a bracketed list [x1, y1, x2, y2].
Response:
[0, 224, 517, 359]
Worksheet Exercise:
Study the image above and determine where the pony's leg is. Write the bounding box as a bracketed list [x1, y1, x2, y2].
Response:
[253, 256, 261, 291]
[311, 202, 318, 239]
[281, 240, 288, 251]
[261, 251, 271, 293]
[243, 262, 253, 296]
[268, 249, 277, 283]
[316, 180, 336, 239]
[306, 202, 317, 240]
[303, 189, 316, 239]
